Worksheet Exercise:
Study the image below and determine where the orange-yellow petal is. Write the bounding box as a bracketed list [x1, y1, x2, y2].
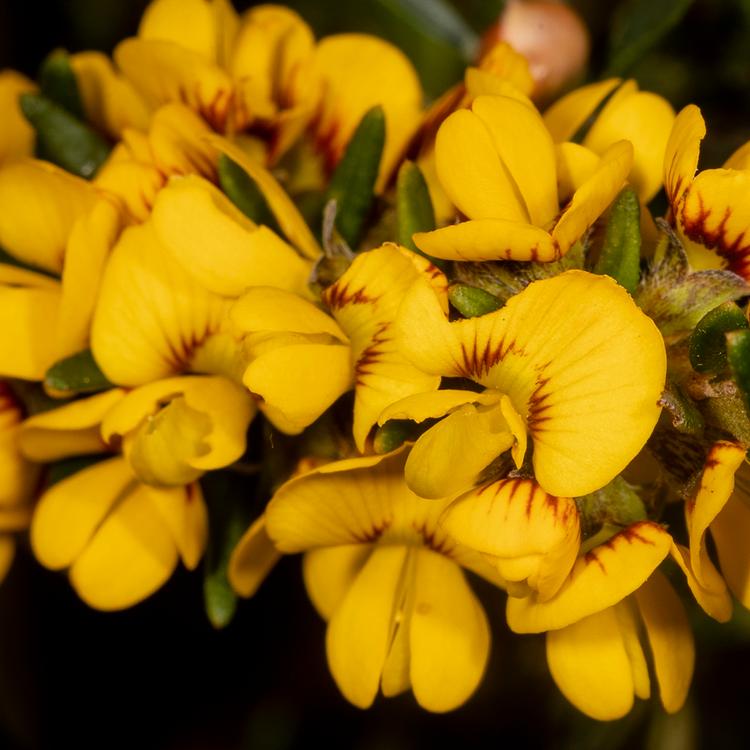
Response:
[0, 70, 36, 163]
[543, 78, 622, 143]
[228, 514, 282, 598]
[664, 104, 705, 207]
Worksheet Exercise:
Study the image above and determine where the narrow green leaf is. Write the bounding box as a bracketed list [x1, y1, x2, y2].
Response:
[606, 0, 696, 76]
[727, 329, 750, 413]
[324, 106, 385, 248]
[689, 301, 748, 373]
[448, 283, 502, 318]
[44, 349, 112, 396]
[202, 471, 255, 630]
[38, 49, 85, 119]
[594, 186, 641, 293]
[20, 93, 111, 179]
[217, 153, 275, 226]
[396, 160, 437, 255]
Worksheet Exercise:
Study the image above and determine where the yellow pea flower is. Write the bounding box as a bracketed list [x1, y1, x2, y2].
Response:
[0, 384, 37, 584]
[669, 441, 750, 621]
[413, 93, 633, 262]
[544, 79, 675, 203]
[265, 449, 506, 712]
[0, 160, 122, 378]
[230, 243, 446, 447]
[0, 70, 36, 164]
[664, 104, 750, 280]
[387, 269, 666, 499]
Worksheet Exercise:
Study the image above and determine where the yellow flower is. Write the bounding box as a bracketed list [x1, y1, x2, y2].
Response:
[265, 449, 505, 712]
[544, 79, 675, 203]
[230, 243, 446, 447]
[664, 104, 750, 279]
[0, 70, 36, 164]
[0, 159, 122, 378]
[385, 270, 666, 498]
[412, 93, 633, 262]
[670, 441, 750, 622]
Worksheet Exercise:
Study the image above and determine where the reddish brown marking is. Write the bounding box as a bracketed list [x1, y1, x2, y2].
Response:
[458, 333, 518, 380]
[619, 522, 657, 547]
[324, 281, 378, 310]
[351, 518, 391, 544]
[584, 549, 606, 573]
[416, 523, 454, 556]
[527, 370, 554, 434]
[355, 322, 390, 386]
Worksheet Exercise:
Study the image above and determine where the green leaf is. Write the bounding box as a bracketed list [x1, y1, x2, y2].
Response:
[201, 471, 255, 630]
[689, 301, 748, 373]
[448, 283, 502, 317]
[20, 92, 111, 179]
[727, 329, 750, 413]
[44, 349, 112, 396]
[575, 476, 648, 542]
[594, 186, 641, 293]
[606, 0, 696, 76]
[217, 153, 275, 227]
[38, 49, 85, 119]
[396, 160, 438, 257]
[324, 106, 385, 248]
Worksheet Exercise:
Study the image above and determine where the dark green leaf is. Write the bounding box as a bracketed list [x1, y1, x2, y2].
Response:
[606, 0, 696, 76]
[324, 106, 385, 248]
[217, 153, 275, 227]
[594, 186, 641, 293]
[448, 283, 502, 318]
[38, 49, 85, 119]
[689, 301, 748, 373]
[20, 92, 111, 179]
[727, 329, 750, 413]
[396, 160, 438, 258]
[44, 349, 112, 396]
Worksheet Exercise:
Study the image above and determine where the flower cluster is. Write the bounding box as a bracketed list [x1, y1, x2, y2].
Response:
[1, 0, 749, 722]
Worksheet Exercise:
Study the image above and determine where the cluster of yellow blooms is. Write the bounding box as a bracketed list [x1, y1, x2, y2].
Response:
[1, 0, 749, 722]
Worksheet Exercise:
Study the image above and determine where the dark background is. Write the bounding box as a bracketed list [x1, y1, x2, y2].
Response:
[2, 1, 750, 748]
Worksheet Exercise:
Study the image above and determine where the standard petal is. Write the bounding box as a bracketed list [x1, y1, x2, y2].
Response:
[326, 545, 408, 708]
[552, 140, 633, 257]
[635, 571, 694, 714]
[151, 175, 311, 297]
[69, 482, 179, 610]
[664, 104, 706, 207]
[409, 549, 490, 712]
[302, 544, 371, 619]
[31, 457, 133, 570]
[543, 78, 622, 143]
[506, 522, 671, 633]
[546, 606, 635, 721]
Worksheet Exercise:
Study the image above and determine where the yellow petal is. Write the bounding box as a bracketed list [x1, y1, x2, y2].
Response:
[475, 41, 534, 96]
[91, 221, 232, 385]
[543, 78, 622, 143]
[325, 244, 444, 451]
[381, 588, 412, 699]
[409, 548, 489, 712]
[670, 542, 732, 623]
[379, 389, 500, 425]
[0, 284, 60, 380]
[687, 441, 746, 589]
[414, 219, 558, 262]
[405, 403, 514, 499]
[223, 513, 279, 598]
[0, 505, 32, 532]
[19, 388, 125, 462]
[680, 169, 750, 279]
[723, 140, 750, 170]
[434, 108, 528, 223]
[711, 493, 750, 609]
[506, 522, 671, 633]
[313, 34, 423, 191]
[147, 482, 207, 569]
[0, 263, 58, 289]
[0, 70, 36, 163]
[552, 140, 633, 257]
[55, 198, 122, 361]
[302, 544, 370, 618]
[635, 570, 694, 713]
[70, 51, 150, 139]
[31, 457, 133, 570]
[664, 104, 705, 207]
[326, 545, 408, 708]
[0, 386, 37, 507]
[546, 606, 635, 721]
[472, 95, 559, 227]
[209, 136, 321, 259]
[0, 159, 96, 274]
[615, 598, 651, 700]
[441, 478, 580, 600]
[464, 69, 533, 103]
[115, 39, 233, 131]
[555, 142, 601, 205]
[69, 481, 179, 610]
[244, 339, 352, 434]
[152, 175, 311, 297]
[583, 87, 675, 202]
